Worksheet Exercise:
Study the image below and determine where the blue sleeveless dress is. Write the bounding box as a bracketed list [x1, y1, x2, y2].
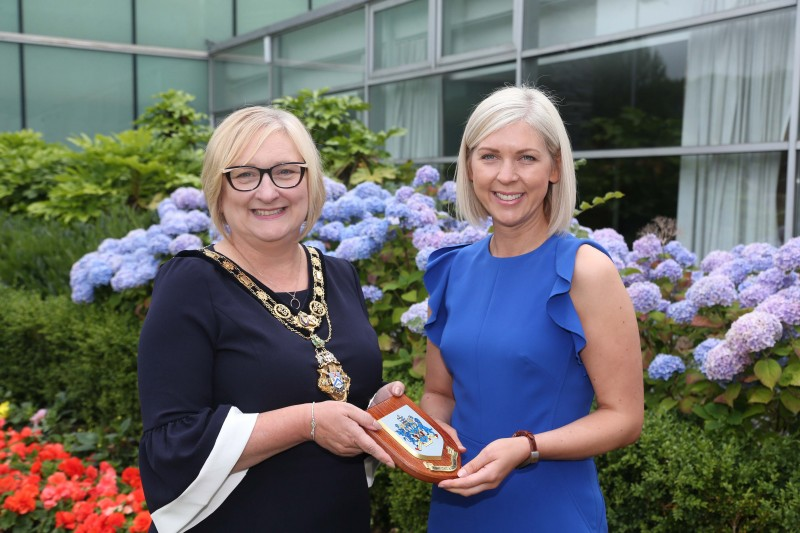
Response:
[424, 233, 609, 532]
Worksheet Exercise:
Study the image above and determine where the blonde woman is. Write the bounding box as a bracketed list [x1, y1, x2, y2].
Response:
[138, 106, 403, 532]
[421, 86, 643, 531]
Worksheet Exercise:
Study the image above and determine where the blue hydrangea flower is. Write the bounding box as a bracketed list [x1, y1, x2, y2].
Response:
[412, 165, 440, 188]
[664, 240, 697, 268]
[361, 285, 383, 303]
[724, 310, 783, 355]
[303, 239, 327, 252]
[401, 300, 429, 335]
[415, 247, 435, 271]
[322, 194, 368, 222]
[333, 236, 380, 261]
[394, 186, 415, 202]
[685, 275, 737, 308]
[157, 198, 179, 219]
[437, 181, 456, 203]
[647, 354, 685, 380]
[711, 258, 752, 286]
[184, 210, 212, 233]
[323, 176, 347, 201]
[626, 281, 664, 313]
[318, 221, 345, 242]
[666, 300, 697, 324]
[651, 259, 683, 283]
[740, 242, 776, 271]
[168, 233, 203, 255]
[171, 187, 207, 210]
[352, 181, 392, 200]
[160, 210, 192, 236]
[693, 338, 723, 367]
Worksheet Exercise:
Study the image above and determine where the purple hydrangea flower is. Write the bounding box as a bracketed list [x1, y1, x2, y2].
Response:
[651, 259, 684, 283]
[394, 186, 415, 202]
[756, 294, 800, 326]
[626, 281, 664, 313]
[754, 267, 797, 292]
[737, 282, 775, 308]
[168, 233, 203, 255]
[591, 228, 630, 261]
[361, 285, 383, 303]
[184, 210, 212, 233]
[437, 181, 457, 203]
[700, 250, 734, 273]
[633, 234, 663, 262]
[774, 237, 800, 271]
[171, 187, 207, 210]
[664, 240, 697, 268]
[647, 354, 686, 380]
[702, 341, 750, 381]
[666, 300, 697, 324]
[412, 165, 440, 188]
[401, 300, 429, 335]
[160, 211, 192, 236]
[724, 311, 783, 355]
[685, 275, 737, 308]
[693, 338, 723, 367]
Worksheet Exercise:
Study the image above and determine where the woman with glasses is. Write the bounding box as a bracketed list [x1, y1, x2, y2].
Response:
[137, 106, 404, 532]
[420, 86, 643, 531]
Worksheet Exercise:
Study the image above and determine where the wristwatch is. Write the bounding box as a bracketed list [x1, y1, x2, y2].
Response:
[512, 430, 539, 468]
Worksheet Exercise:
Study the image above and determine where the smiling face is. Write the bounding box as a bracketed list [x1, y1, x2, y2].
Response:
[469, 120, 560, 238]
[219, 129, 309, 251]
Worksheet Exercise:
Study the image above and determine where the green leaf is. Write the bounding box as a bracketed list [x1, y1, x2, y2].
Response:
[746, 386, 774, 404]
[780, 391, 800, 415]
[658, 397, 678, 411]
[778, 363, 800, 387]
[720, 382, 741, 407]
[400, 290, 418, 303]
[754, 358, 782, 389]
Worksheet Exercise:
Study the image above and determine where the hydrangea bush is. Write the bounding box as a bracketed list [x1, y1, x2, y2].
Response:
[71, 166, 800, 433]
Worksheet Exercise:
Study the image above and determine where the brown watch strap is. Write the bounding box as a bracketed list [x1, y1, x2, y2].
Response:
[512, 430, 539, 468]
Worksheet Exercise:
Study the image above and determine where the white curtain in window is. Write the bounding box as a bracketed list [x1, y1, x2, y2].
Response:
[381, 76, 442, 160]
[676, 6, 792, 257]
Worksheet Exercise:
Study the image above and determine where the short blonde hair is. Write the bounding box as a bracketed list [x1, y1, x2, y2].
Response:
[201, 106, 325, 240]
[455, 85, 576, 235]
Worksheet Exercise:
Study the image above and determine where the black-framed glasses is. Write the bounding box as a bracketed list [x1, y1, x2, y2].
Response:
[223, 162, 307, 191]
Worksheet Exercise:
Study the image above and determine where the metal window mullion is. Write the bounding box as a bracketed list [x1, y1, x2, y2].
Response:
[784, 5, 800, 242]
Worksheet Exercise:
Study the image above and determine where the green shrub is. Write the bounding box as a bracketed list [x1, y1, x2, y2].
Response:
[0, 129, 71, 213]
[273, 88, 412, 186]
[0, 287, 141, 442]
[597, 409, 800, 532]
[0, 206, 155, 296]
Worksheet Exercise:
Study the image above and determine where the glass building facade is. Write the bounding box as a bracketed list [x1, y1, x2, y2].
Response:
[1, 0, 798, 255]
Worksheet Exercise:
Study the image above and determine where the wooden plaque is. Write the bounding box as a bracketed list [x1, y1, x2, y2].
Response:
[367, 394, 461, 483]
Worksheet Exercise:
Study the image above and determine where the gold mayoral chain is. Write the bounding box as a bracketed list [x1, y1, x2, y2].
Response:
[202, 246, 351, 402]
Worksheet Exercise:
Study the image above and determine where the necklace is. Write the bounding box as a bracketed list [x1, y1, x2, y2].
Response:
[202, 245, 351, 401]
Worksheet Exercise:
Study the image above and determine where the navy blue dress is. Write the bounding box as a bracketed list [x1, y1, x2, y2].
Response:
[424, 233, 609, 532]
[138, 246, 383, 532]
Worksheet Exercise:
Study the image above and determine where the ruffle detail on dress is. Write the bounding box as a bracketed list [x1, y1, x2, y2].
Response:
[423, 243, 469, 346]
[545, 236, 609, 363]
